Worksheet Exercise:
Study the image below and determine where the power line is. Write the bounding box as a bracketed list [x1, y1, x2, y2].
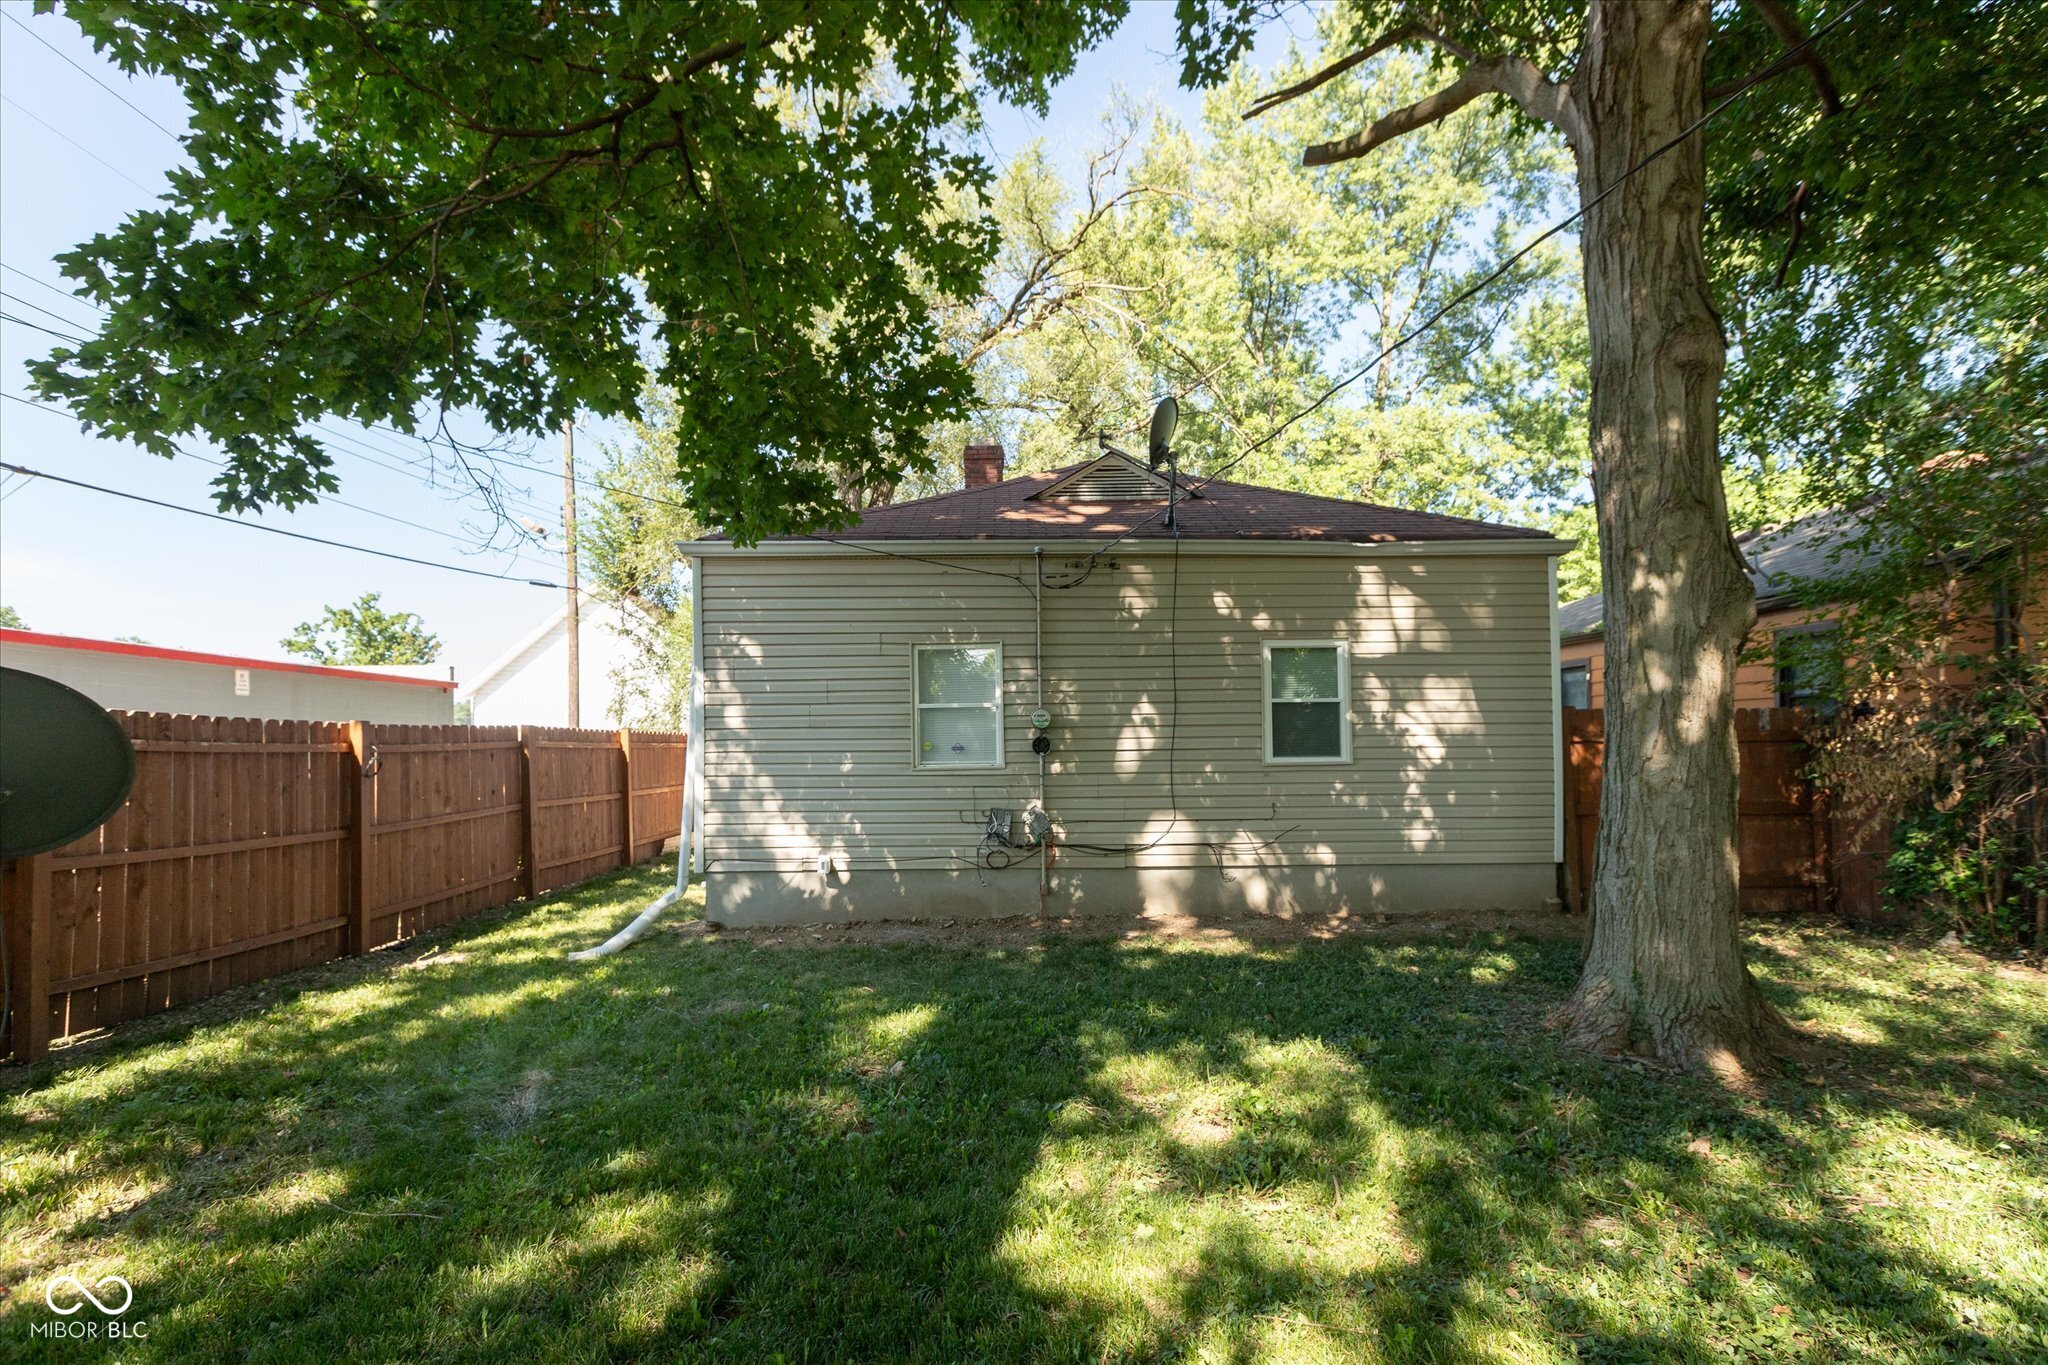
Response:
[0, 258, 643, 523]
[3, 383, 562, 546]
[364, 415, 691, 517]
[310, 420, 562, 527]
[8, 179, 1087, 565]
[0, 266, 538, 513]
[0, 10, 183, 144]
[0, 461, 563, 588]
[0, 316, 562, 532]
[0, 305, 568, 531]
[6, 241, 1073, 558]
[0, 95, 154, 193]
[1, 258, 553, 516]
[0, 262, 549, 522]
[1, 390, 561, 572]
[159, 446, 560, 573]
[0, 263, 99, 310]
[0, 311, 92, 345]
[0, 288, 99, 334]
[0, 65, 692, 526]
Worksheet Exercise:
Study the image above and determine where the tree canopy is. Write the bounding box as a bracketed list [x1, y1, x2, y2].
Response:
[900, 37, 1598, 587]
[955, 57, 1582, 484]
[1175, 0, 2047, 525]
[23, 1, 2042, 560]
[282, 593, 441, 666]
[578, 388, 701, 729]
[27, 0, 1123, 542]
[598, 35, 1600, 602]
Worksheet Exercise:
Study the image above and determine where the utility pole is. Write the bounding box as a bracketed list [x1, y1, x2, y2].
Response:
[562, 416, 580, 728]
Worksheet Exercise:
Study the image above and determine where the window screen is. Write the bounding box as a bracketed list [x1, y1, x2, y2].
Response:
[1560, 663, 1591, 710]
[915, 645, 1002, 768]
[1774, 626, 1842, 712]
[1266, 643, 1347, 761]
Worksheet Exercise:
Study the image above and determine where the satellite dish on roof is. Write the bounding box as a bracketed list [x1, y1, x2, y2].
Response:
[0, 667, 135, 858]
[1147, 396, 1179, 467]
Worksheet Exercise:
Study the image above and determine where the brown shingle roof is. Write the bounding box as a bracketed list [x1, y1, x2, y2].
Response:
[725, 456, 1548, 544]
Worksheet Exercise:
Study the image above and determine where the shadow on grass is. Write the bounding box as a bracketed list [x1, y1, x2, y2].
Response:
[1, 866, 2043, 1361]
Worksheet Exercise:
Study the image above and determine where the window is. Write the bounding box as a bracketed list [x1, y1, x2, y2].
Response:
[1560, 662, 1591, 710]
[1992, 580, 2024, 656]
[1264, 641, 1349, 763]
[914, 644, 1003, 768]
[1774, 625, 1842, 712]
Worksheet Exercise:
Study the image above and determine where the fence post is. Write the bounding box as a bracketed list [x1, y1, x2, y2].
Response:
[345, 721, 373, 955]
[618, 729, 636, 865]
[1560, 712, 1583, 914]
[518, 727, 541, 898]
[3, 854, 54, 1062]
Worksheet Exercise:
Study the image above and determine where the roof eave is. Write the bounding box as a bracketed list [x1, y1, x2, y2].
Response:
[679, 536, 1576, 558]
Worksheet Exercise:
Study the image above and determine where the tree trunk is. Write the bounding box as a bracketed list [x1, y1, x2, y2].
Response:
[1557, 0, 1787, 1075]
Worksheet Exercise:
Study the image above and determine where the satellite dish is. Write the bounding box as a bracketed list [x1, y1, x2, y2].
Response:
[1148, 396, 1179, 464]
[0, 667, 135, 858]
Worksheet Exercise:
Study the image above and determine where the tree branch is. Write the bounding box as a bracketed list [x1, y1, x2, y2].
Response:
[1773, 178, 1811, 286]
[1241, 24, 1426, 120]
[1303, 55, 1583, 166]
[1748, 0, 1843, 114]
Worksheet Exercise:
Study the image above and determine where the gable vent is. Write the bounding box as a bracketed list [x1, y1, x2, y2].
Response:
[1039, 458, 1168, 501]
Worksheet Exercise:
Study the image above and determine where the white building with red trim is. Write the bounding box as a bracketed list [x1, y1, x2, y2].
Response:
[0, 629, 456, 724]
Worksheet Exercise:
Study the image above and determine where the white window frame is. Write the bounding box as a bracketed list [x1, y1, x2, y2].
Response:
[912, 642, 1005, 770]
[1262, 639, 1351, 765]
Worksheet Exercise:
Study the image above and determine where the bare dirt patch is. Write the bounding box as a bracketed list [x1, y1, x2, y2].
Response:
[402, 950, 469, 971]
[1169, 1105, 1237, 1148]
[499, 1068, 550, 1131]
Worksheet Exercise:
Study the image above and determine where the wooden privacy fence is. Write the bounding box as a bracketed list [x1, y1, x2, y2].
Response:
[3, 713, 685, 1062]
[1561, 706, 1883, 919]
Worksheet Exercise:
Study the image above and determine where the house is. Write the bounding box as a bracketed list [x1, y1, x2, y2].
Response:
[0, 628, 455, 723]
[460, 591, 649, 726]
[676, 443, 1573, 928]
[1556, 499, 2035, 710]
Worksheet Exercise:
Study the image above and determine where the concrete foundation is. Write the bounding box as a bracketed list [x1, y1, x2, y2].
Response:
[704, 860, 1559, 928]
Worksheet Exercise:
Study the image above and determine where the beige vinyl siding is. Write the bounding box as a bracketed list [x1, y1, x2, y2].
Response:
[700, 550, 1557, 872]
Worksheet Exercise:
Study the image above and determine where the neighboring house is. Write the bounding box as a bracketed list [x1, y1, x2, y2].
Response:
[677, 443, 1573, 927]
[1556, 501, 2035, 710]
[460, 591, 640, 727]
[0, 629, 455, 723]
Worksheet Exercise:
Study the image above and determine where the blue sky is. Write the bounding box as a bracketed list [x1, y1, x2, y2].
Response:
[0, 4, 1304, 681]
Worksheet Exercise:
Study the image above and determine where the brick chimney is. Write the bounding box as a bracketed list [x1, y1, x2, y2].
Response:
[963, 441, 1005, 488]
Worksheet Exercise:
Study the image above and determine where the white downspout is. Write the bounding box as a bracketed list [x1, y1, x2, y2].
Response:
[567, 555, 704, 960]
[1548, 554, 1564, 867]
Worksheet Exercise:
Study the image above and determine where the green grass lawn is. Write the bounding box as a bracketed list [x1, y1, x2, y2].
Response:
[2, 864, 2044, 1362]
